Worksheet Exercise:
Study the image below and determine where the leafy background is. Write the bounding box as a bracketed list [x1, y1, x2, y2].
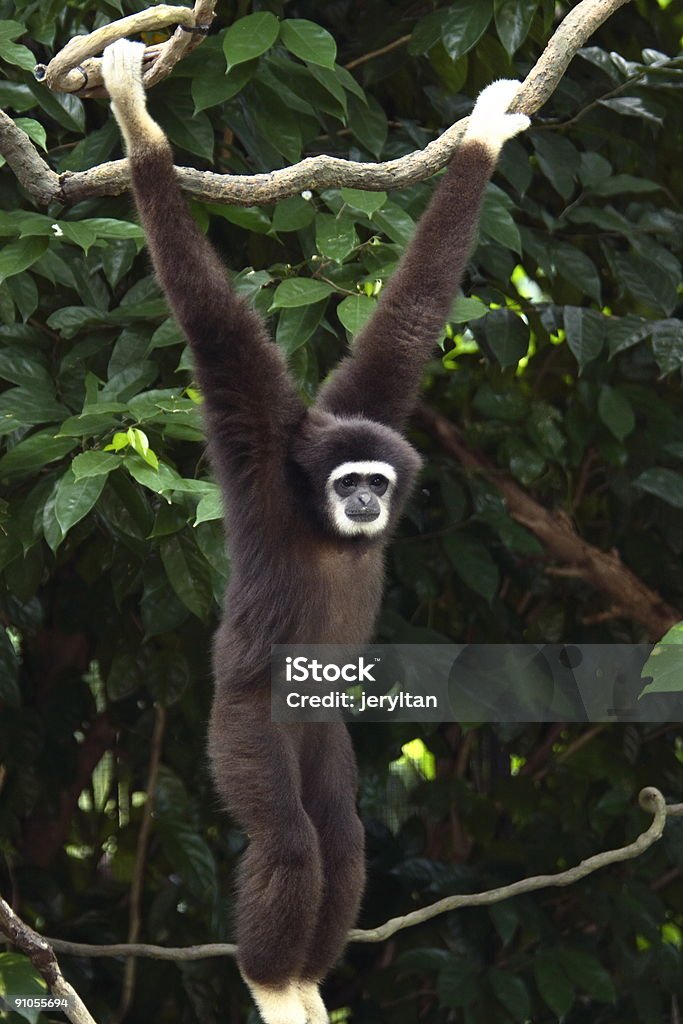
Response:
[0, 0, 682, 1021]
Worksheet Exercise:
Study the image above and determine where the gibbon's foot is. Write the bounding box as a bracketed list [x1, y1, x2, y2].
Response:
[102, 39, 166, 154]
[465, 78, 530, 154]
[243, 978, 308, 1024]
[298, 981, 329, 1024]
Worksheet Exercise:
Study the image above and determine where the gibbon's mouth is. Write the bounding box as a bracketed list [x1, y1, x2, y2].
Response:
[346, 510, 380, 522]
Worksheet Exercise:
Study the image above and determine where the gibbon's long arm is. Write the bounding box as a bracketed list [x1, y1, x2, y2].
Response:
[102, 41, 304, 468]
[318, 81, 530, 431]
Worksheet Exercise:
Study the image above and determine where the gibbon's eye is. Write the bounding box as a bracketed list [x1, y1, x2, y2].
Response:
[369, 474, 389, 495]
[341, 474, 358, 489]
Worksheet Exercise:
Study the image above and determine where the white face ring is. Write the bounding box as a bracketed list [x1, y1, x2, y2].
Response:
[325, 460, 396, 537]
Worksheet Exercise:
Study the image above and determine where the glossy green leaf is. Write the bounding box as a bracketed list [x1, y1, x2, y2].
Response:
[598, 386, 635, 441]
[54, 468, 106, 538]
[223, 11, 279, 69]
[535, 956, 574, 1017]
[280, 19, 337, 68]
[337, 294, 377, 335]
[340, 188, 387, 217]
[563, 308, 604, 371]
[270, 278, 334, 309]
[489, 967, 532, 1021]
[315, 213, 357, 263]
[276, 300, 327, 355]
[160, 533, 214, 618]
[442, 0, 492, 60]
[494, 0, 538, 56]
[633, 468, 683, 509]
[444, 536, 499, 604]
[0, 237, 48, 285]
[71, 451, 121, 480]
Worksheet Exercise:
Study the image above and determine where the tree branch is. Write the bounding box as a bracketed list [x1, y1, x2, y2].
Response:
[0, 0, 632, 206]
[0, 897, 98, 1024]
[24, 789, 680, 960]
[416, 404, 681, 641]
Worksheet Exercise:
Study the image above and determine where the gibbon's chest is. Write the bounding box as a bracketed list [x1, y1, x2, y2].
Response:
[306, 541, 385, 644]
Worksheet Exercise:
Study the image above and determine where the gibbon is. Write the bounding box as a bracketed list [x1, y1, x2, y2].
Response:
[102, 39, 529, 1024]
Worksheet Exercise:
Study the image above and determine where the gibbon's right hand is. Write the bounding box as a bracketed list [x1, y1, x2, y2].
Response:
[102, 38, 147, 108]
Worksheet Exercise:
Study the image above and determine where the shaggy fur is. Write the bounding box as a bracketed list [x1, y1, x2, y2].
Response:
[103, 40, 528, 1022]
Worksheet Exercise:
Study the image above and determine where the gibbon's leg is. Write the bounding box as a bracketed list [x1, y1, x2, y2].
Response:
[208, 705, 324, 1024]
[297, 725, 366, 1021]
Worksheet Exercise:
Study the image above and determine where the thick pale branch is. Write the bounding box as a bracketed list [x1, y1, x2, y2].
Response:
[33, 790, 682, 960]
[0, 0, 632, 206]
[416, 405, 681, 640]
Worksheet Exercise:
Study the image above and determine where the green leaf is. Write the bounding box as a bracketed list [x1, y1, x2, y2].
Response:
[532, 133, 580, 198]
[442, 0, 493, 60]
[437, 959, 479, 1008]
[616, 252, 677, 317]
[270, 278, 334, 309]
[480, 308, 529, 367]
[14, 117, 47, 151]
[159, 98, 214, 161]
[652, 319, 683, 374]
[408, 10, 449, 55]
[633, 468, 683, 509]
[272, 196, 317, 232]
[0, 38, 35, 72]
[480, 190, 521, 253]
[598, 386, 635, 441]
[0, 429, 76, 481]
[0, 237, 48, 285]
[551, 241, 602, 302]
[489, 967, 532, 1021]
[347, 93, 388, 159]
[157, 821, 217, 898]
[563, 307, 604, 371]
[195, 488, 223, 525]
[340, 188, 387, 217]
[0, 952, 47, 1024]
[444, 536, 499, 604]
[192, 60, 255, 113]
[337, 294, 377, 335]
[450, 296, 488, 322]
[72, 450, 121, 480]
[223, 11, 279, 69]
[561, 949, 617, 1003]
[316, 213, 357, 263]
[534, 955, 574, 1017]
[160, 534, 214, 618]
[276, 300, 327, 355]
[54, 468, 106, 537]
[494, 0, 538, 56]
[280, 19, 337, 68]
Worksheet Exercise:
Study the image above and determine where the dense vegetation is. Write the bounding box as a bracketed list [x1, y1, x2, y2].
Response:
[0, 0, 681, 1021]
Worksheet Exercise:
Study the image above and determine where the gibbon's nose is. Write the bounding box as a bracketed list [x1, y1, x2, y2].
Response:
[357, 491, 372, 505]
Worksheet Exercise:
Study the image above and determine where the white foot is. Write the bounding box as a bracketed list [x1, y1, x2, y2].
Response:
[465, 79, 530, 153]
[298, 981, 329, 1024]
[244, 978, 308, 1024]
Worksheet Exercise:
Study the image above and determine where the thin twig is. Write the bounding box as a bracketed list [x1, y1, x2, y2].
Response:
[38, 790, 683, 959]
[345, 34, 412, 71]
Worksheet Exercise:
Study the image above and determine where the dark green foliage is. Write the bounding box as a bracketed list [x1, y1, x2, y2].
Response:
[0, 0, 681, 1021]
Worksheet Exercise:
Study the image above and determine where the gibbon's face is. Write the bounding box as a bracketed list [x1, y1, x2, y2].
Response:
[325, 460, 396, 537]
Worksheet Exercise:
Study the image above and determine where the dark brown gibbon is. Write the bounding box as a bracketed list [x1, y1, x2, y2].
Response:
[102, 40, 529, 1024]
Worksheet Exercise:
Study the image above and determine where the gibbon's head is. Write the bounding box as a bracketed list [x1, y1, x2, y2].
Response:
[292, 411, 422, 539]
